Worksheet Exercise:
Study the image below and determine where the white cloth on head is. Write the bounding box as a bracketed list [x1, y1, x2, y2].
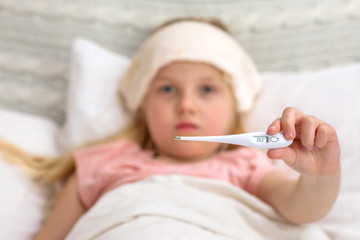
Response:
[120, 20, 262, 113]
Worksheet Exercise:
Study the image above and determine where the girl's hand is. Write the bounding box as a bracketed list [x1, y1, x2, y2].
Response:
[266, 107, 340, 176]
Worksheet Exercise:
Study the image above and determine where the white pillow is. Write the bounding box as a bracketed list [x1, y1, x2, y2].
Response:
[246, 64, 360, 240]
[57, 38, 131, 152]
[0, 108, 59, 157]
[0, 108, 58, 240]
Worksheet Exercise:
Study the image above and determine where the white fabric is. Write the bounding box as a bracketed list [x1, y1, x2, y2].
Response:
[57, 38, 131, 151]
[66, 175, 329, 240]
[0, 108, 59, 157]
[0, 159, 50, 240]
[119, 21, 262, 113]
[0, 108, 56, 240]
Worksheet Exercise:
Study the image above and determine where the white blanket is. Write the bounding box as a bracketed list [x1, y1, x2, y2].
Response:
[66, 175, 330, 240]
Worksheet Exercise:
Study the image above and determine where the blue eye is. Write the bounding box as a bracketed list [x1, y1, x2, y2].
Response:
[202, 85, 215, 93]
[161, 85, 175, 93]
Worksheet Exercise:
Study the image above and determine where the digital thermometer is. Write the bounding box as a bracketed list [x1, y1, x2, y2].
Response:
[174, 131, 293, 149]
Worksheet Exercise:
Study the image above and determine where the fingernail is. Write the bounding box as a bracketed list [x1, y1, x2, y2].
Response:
[268, 126, 275, 131]
[285, 132, 294, 139]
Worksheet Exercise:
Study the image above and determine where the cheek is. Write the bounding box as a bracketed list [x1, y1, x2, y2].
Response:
[204, 99, 234, 134]
[145, 98, 172, 136]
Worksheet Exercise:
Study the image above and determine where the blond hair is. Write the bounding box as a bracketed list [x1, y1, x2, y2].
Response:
[0, 18, 246, 188]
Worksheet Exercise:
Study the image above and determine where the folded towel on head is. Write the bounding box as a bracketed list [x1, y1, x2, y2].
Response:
[120, 20, 262, 114]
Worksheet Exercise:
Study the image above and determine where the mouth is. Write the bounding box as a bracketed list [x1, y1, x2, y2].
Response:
[175, 122, 198, 131]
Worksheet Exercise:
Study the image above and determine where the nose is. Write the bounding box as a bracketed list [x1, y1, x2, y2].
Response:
[176, 92, 197, 115]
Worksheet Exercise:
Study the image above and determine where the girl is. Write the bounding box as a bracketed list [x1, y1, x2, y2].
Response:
[3, 18, 340, 239]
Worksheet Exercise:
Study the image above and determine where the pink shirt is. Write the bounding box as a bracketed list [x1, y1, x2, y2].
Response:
[74, 140, 276, 209]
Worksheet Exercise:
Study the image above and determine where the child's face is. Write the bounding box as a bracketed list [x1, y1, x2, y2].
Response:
[142, 61, 235, 162]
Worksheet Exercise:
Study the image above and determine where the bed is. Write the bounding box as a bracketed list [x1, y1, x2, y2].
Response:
[0, 1, 360, 239]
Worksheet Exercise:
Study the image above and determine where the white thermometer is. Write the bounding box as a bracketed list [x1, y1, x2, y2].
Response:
[174, 131, 293, 149]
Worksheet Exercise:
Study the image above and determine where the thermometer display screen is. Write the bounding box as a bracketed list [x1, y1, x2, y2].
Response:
[254, 136, 268, 143]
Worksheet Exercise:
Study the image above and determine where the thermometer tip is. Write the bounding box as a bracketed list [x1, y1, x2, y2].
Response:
[174, 136, 181, 140]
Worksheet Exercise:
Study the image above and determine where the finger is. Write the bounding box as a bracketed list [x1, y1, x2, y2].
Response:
[267, 147, 297, 166]
[267, 118, 281, 135]
[300, 115, 321, 150]
[314, 123, 333, 148]
[280, 107, 305, 140]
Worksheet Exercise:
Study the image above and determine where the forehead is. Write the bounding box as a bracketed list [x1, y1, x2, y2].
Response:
[154, 61, 224, 81]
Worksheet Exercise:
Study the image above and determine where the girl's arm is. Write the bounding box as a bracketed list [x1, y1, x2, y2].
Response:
[258, 169, 340, 224]
[33, 174, 86, 240]
[257, 107, 341, 224]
